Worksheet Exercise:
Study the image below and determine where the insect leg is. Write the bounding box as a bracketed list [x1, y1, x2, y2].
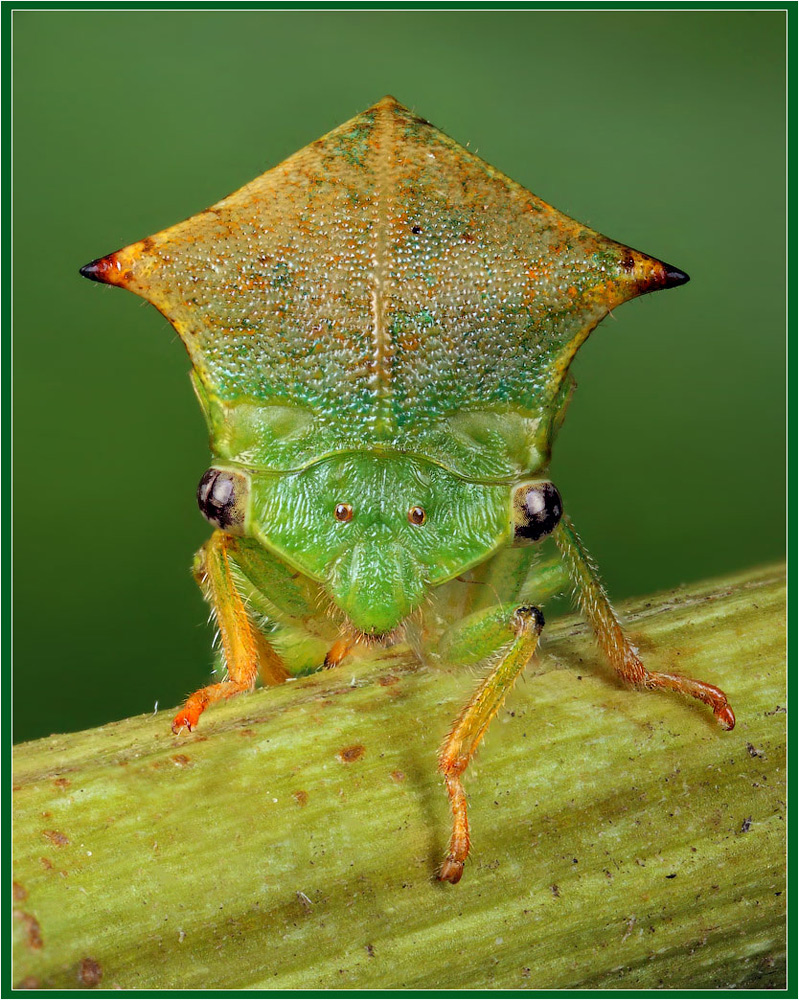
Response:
[323, 637, 360, 669]
[172, 530, 282, 732]
[436, 605, 545, 883]
[553, 515, 735, 729]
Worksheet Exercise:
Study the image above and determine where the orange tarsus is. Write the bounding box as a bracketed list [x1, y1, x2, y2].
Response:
[641, 668, 735, 730]
[172, 707, 201, 734]
[324, 636, 357, 669]
[438, 773, 469, 884]
[171, 679, 252, 734]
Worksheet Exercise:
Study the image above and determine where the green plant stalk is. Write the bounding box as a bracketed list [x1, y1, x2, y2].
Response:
[13, 564, 785, 990]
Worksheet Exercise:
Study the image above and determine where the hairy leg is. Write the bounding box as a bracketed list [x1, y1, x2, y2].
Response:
[554, 515, 735, 729]
[172, 531, 285, 732]
[323, 636, 361, 669]
[436, 603, 545, 883]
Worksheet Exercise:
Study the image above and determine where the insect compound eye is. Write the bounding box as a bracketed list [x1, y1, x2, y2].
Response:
[334, 503, 354, 523]
[197, 468, 248, 533]
[513, 482, 563, 544]
[408, 505, 427, 526]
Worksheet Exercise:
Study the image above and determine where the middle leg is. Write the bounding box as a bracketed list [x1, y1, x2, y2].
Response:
[436, 603, 545, 883]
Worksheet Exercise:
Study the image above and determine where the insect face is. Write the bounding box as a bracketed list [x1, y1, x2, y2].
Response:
[246, 453, 511, 636]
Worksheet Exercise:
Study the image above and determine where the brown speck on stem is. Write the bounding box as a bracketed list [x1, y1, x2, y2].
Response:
[13, 882, 28, 901]
[292, 790, 308, 807]
[78, 957, 103, 987]
[14, 910, 43, 950]
[390, 770, 406, 783]
[171, 754, 192, 768]
[42, 830, 69, 847]
[337, 744, 365, 763]
[53, 778, 70, 788]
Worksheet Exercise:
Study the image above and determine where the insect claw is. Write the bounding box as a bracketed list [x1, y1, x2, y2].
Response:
[438, 857, 465, 884]
[715, 704, 736, 730]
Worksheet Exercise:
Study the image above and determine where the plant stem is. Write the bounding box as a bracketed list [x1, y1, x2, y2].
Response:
[12, 564, 785, 990]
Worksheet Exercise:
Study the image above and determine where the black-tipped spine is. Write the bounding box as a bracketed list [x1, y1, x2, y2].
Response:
[662, 264, 690, 288]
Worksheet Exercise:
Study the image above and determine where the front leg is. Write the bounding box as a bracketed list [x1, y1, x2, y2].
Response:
[172, 531, 268, 733]
[436, 603, 545, 883]
[554, 515, 735, 729]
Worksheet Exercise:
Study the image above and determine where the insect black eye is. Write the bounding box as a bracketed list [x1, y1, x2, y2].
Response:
[513, 482, 563, 543]
[197, 468, 247, 533]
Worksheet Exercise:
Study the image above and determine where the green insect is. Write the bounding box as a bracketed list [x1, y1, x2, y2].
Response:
[81, 97, 734, 884]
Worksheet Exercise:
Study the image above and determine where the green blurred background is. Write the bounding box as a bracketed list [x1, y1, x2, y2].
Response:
[13, 10, 785, 742]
